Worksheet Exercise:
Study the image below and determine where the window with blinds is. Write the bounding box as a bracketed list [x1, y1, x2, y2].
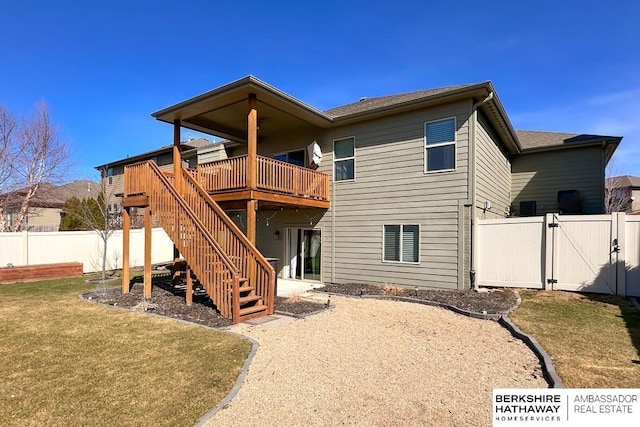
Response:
[425, 117, 456, 172]
[333, 137, 355, 181]
[383, 224, 419, 263]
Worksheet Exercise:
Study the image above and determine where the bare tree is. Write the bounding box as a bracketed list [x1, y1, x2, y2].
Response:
[604, 158, 631, 213]
[63, 168, 116, 281]
[0, 107, 18, 231]
[0, 102, 71, 231]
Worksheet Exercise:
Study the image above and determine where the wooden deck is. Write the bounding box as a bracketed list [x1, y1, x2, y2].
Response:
[194, 155, 330, 209]
[123, 161, 275, 322]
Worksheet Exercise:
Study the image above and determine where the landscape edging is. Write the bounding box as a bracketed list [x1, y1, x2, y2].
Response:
[77, 292, 260, 426]
[193, 335, 259, 427]
[498, 315, 563, 388]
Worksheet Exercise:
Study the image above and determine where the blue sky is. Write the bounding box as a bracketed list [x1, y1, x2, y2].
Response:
[2, 1, 638, 179]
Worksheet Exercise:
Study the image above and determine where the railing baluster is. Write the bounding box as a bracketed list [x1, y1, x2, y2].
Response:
[196, 155, 328, 200]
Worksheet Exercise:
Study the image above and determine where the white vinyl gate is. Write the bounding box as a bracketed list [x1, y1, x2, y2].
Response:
[478, 213, 640, 296]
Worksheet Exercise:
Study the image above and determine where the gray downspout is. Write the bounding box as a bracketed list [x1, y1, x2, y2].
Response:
[470, 92, 494, 291]
[331, 163, 336, 284]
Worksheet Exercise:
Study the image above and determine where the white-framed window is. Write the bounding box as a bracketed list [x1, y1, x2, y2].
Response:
[383, 224, 420, 263]
[425, 117, 456, 172]
[107, 167, 114, 185]
[333, 137, 355, 181]
[273, 149, 305, 167]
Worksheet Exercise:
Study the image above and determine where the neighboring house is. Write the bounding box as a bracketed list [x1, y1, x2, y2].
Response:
[606, 175, 640, 214]
[94, 138, 218, 215]
[1, 180, 100, 231]
[122, 76, 621, 297]
[511, 131, 619, 216]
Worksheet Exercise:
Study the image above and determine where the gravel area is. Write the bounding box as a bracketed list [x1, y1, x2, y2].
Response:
[205, 295, 547, 427]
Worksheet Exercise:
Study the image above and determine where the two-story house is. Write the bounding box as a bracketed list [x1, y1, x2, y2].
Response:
[120, 76, 620, 322]
[95, 137, 218, 226]
[1, 180, 100, 232]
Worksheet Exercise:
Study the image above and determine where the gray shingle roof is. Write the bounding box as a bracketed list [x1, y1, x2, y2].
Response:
[516, 130, 618, 150]
[95, 138, 215, 169]
[2, 180, 100, 209]
[56, 180, 101, 202]
[324, 84, 478, 118]
[607, 175, 640, 189]
[182, 138, 215, 149]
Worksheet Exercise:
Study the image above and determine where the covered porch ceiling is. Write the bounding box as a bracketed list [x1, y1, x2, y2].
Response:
[152, 76, 333, 143]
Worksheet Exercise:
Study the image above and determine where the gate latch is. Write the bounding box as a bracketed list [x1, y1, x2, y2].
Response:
[612, 238, 621, 253]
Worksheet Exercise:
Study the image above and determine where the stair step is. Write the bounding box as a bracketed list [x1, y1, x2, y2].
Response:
[239, 304, 268, 317]
[239, 295, 262, 305]
[238, 285, 255, 293]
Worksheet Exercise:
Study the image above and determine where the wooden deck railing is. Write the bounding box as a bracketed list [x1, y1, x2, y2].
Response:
[196, 155, 247, 192]
[196, 155, 329, 200]
[181, 168, 275, 317]
[125, 161, 240, 319]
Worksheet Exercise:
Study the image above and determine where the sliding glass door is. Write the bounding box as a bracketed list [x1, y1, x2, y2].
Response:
[286, 228, 321, 281]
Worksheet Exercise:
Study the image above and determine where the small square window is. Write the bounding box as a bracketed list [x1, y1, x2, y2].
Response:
[384, 224, 419, 263]
[334, 137, 355, 181]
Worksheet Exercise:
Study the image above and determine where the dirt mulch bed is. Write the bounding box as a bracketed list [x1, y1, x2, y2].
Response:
[84, 281, 328, 328]
[315, 283, 518, 314]
[275, 296, 329, 316]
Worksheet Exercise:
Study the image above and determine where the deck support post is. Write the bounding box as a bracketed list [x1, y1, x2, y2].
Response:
[122, 206, 131, 294]
[173, 119, 182, 195]
[185, 266, 193, 306]
[144, 207, 152, 299]
[246, 199, 257, 245]
[247, 94, 257, 191]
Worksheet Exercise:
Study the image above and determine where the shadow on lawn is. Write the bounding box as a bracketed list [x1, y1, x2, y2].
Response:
[585, 261, 640, 364]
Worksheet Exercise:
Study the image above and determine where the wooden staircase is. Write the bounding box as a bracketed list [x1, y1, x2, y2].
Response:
[125, 161, 275, 323]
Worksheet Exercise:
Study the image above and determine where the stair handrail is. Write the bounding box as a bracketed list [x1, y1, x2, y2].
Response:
[182, 167, 274, 273]
[134, 161, 242, 319]
[181, 167, 275, 313]
[149, 162, 238, 273]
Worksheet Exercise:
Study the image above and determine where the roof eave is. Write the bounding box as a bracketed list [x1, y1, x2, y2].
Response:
[330, 83, 492, 124]
[330, 81, 521, 153]
[152, 75, 334, 129]
[94, 146, 175, 170]
[478, 82, 522, 153]
[519, 137, 622, 161]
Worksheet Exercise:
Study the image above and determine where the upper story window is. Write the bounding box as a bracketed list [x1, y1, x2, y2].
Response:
[273, 149, 305, 167]
[425, 118, 456, 172]
[107, 167, 114, 185]
[334, 137, 355, 181]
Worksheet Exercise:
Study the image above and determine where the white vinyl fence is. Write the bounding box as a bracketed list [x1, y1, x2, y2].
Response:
[478, 213, 640, 296]
[0, 228, 174, 273]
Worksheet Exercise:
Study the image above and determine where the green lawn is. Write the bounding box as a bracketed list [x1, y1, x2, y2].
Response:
[0, 278, 251, 427]
[510, 290, 640, 388]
